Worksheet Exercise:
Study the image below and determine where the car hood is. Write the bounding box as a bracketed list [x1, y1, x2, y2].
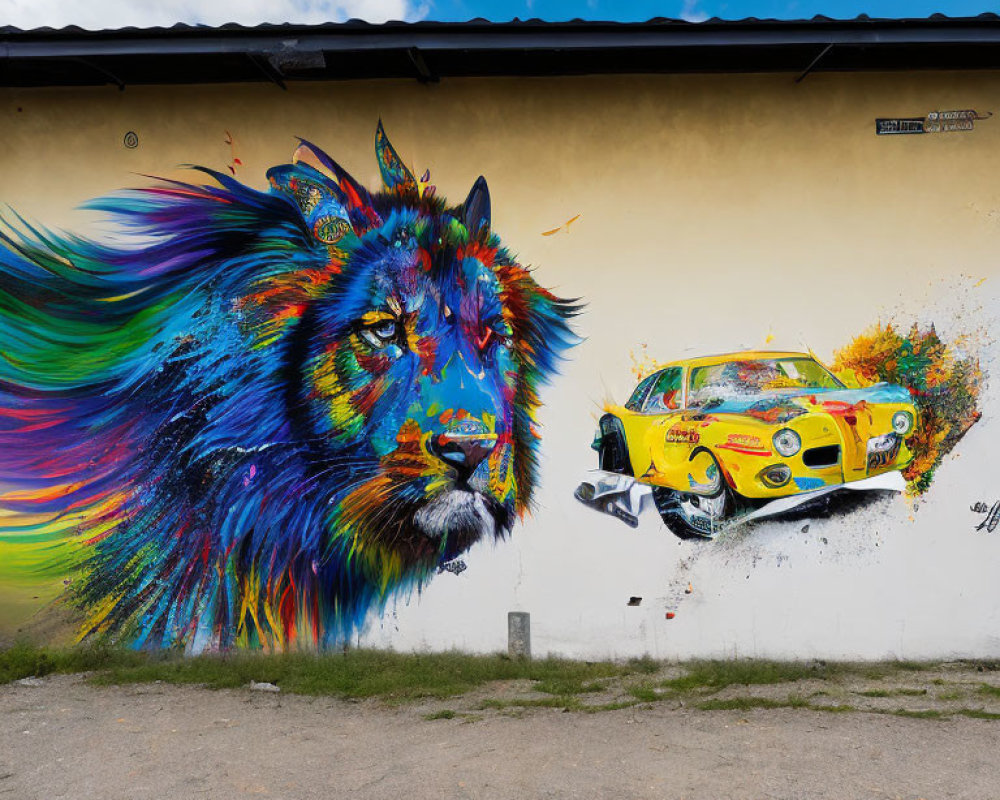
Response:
[693, 383, 912, 420]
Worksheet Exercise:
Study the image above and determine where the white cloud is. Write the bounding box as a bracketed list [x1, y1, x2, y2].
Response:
[679, 0, 709, 22]
[0, 0, 429, 30]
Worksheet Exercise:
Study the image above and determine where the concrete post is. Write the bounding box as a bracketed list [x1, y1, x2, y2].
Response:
[507, 611, 531, 659]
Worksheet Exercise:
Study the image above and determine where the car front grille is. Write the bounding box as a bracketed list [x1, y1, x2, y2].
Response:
[803, 444, 840, 468]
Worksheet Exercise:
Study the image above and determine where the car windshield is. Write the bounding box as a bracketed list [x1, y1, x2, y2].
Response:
[688, 358, 844, 408]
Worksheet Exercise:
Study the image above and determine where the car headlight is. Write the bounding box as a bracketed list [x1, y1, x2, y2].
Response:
[772, 428, 801, 457]
[892, 411, 914, 435]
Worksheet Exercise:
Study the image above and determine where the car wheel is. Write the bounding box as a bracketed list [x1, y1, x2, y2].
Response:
[598, 416, 633, 475]
[652, 450, 731, 540]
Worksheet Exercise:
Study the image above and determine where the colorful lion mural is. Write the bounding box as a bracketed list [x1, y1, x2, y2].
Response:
[0, 123, 578, 650]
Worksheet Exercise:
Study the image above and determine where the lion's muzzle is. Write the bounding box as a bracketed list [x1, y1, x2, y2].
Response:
[412, 486, 504, 548]
[427, 430, 498, 482]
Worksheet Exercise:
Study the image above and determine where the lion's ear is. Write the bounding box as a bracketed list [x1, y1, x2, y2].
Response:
[462, 176, 491, 239]
[267, 139, 381, 241]
[375, 120, 418, 194]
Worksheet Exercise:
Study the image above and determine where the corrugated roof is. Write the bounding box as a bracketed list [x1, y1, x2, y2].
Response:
[3, 15, 1000, 87]
[3, 13, 1000, 34]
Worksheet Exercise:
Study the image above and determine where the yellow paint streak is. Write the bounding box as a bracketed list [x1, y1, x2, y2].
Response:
[97, 287, 150, 303]
[361, 310, 396, 325]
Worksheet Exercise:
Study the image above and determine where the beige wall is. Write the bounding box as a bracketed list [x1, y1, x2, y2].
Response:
[5, 71, 999, 368]
[2, 72, 998, 656]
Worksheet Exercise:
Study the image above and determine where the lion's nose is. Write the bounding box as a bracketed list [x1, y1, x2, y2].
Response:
[428, 433, 497, 478]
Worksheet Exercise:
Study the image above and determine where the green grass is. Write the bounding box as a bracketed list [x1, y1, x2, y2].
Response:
[661, 660, 840, 693]
[423, 709, 457, 720]
[628, 685, 666, 703]
[91, 651, 633, 701]
[889, 708, 943, 719]
[810, 703, 856, 713]
[0, 640, 146, 684]
[625, 656, 661, 675]
[956, 708, 1000, 720]
[3, 643, 988, 722]
[1, 642, 667, 703]
[476, 696, 581, 711]
[533, 678, 605, 695]
[0, 644, 644, 701]
[696, 695, 810, 711]
[856, 662, 929, 680]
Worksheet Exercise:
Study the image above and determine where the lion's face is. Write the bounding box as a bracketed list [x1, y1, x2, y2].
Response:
[259, 131, 574, 577]
[296, 212, 519, 566]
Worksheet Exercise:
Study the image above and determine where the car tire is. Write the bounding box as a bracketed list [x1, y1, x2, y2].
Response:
[597, 415, 633, 475]
[652, 450, 731, 540]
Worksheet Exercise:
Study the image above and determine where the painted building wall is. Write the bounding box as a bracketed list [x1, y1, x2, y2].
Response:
[1, 70, 998, 658]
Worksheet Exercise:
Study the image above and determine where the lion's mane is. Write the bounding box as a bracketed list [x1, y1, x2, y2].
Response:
[0, 125, 577, 650]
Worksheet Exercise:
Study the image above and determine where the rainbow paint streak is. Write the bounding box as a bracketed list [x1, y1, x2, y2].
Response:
[0, 123, 578, 650]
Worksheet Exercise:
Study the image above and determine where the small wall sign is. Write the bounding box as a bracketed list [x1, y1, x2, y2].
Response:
[876, 110, 991, 135]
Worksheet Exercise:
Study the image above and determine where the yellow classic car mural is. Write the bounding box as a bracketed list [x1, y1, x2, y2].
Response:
[576, 350, 919, 539]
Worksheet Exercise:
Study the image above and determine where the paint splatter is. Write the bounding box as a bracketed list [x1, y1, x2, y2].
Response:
[833, 322, 983, 494]
[541, 214, 582, 236]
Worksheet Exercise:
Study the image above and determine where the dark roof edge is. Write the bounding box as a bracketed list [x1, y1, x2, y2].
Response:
[6, 17, 1000, 58]
[6, 16, 1000, 87]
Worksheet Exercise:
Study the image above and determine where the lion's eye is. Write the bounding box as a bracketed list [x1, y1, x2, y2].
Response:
[373, 321, 396, 339]
[360, 318, 399, 348]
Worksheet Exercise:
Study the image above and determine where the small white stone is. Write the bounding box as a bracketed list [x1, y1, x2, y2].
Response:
[249, 681, 280, 693]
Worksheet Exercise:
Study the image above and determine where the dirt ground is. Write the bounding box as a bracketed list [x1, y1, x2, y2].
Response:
[3, 670, 1000, 800]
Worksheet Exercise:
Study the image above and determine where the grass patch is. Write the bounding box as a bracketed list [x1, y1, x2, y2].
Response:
[857, 688, 927, 698]
[423, 709, 457, 720]
[476, 696, 580, 711]
[628, 685, 666, 703]
[977, 684, 1000, 699]
[889, 708, 944, 719]
[661, 659, 935, 696]
[857, 661, 929, 680]
[73, 649, 631, 701]
[937, 690, 966, 701]
[625, 656, 661, 675]
[582, 700, 640, 713]
[662, 660, 837, 693]
[0, 640, 146, 684]
[1, 643, 665, 703]
[956, 708, 1000, 720]
[696, 696, 809, 711]
[534, 678, 605, 695]
[811, 704, 857, 713]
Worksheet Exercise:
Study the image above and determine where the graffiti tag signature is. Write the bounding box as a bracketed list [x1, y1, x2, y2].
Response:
[971, 500, 1000, 533]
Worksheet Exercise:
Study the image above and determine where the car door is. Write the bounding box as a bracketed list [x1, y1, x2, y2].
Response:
[632, 367, 686, 480]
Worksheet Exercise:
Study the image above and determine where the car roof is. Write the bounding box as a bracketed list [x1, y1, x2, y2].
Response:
[643, 350, 817, 375]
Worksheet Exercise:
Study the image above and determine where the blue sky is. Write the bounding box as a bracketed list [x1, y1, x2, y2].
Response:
[0, 0, 993, 30]
[429, 0, 996, 22]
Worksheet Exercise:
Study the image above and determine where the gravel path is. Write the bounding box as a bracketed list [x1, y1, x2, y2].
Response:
[3, 674, 1000, 799]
